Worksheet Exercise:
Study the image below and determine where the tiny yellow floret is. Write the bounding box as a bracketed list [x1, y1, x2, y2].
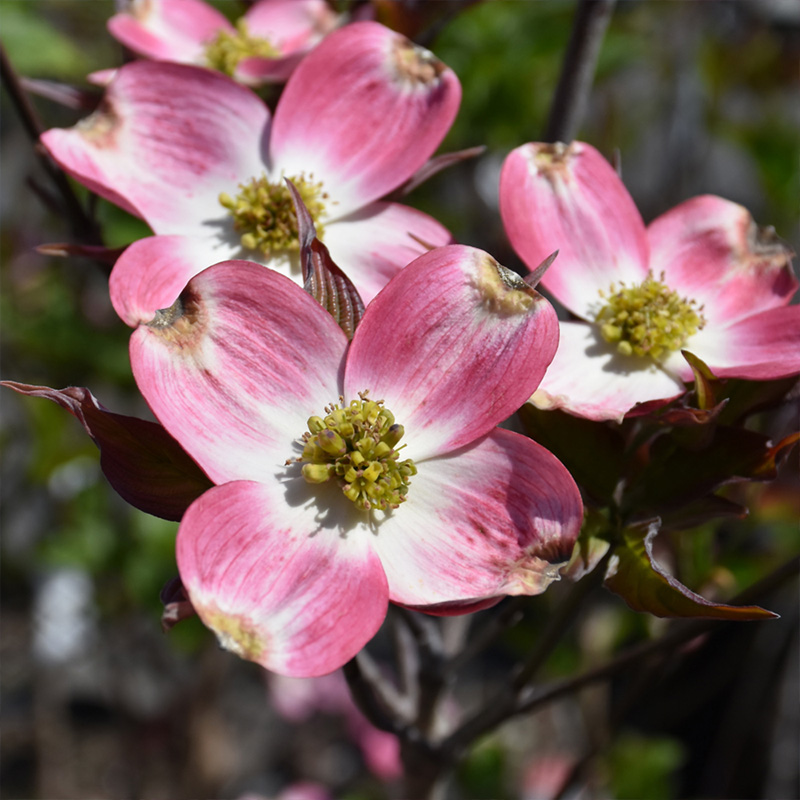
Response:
[204, 19, 280, 76]
[219, 172, 328, 255]
[290, 392, 417, 511]
[595, 271, 705, 360]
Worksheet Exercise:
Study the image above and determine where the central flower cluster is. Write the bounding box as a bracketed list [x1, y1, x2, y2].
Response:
[204, 20, 280, 76]
[595, 271, 705, 360]
[219, 173, 328, 254]
[293, 393, 417, 511]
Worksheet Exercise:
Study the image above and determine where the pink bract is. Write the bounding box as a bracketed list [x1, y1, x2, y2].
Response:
[128, 245, 583, 676]
[500, 140, 800, 421]
[41, 21, 461, 325]
[108, 0, 340, 84]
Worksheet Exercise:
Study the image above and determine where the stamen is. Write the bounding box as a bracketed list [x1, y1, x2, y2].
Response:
[288, 392, 417, 511]
[595, 271, 705, 359]
[204, 19, 280, 76]
[219, 173, 328, 254]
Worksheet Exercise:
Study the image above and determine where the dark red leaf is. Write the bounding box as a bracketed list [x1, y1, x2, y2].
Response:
[3, 382, 213, 520]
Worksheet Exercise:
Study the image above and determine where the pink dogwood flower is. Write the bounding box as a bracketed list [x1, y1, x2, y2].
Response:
[129, 245, 583, 676]
[500, 141, 800, 421]
[41, 21, 460, 326]
[108, 0, 340, 85]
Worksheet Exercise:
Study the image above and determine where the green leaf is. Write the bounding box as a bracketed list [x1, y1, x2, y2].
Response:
[604, 521, 777, 620]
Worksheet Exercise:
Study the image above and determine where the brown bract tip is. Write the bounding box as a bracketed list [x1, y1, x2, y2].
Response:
[391, 37, 445, 87]
[76, 100, 119, 146]
[147, 290, 207, 346]
[473, 255, 538, 316]
[749, 221, 795, 262]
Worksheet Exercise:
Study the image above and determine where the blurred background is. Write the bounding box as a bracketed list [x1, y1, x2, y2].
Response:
[1, 1, 798, 798]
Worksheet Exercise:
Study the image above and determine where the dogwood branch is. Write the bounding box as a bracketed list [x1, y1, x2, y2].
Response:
[0, 42, 101, 243]
[544, 0, 617, 143]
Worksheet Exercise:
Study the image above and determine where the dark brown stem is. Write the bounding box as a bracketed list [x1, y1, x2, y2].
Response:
[0, 41, 101, 243]
[544, 0, 617, 143]
[443, 554, 799, 760]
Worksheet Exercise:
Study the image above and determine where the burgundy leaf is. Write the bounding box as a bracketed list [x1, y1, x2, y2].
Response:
[3, 382, 212, 520]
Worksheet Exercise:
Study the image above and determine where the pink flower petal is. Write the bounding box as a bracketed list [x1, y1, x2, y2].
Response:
[244, 0, 338, 50]
[500, 141, 649, 317]
[648, 195, 799, 327]
[177, 480, 388, 677]
[371, 428, 582, 608]
[344, 245, 559, 460]
[107, 0, 231, 63]
[270, 21, 461, 214]
[111, 202, 440, 326]
[532, 322, 685, 422]
[322, 200, 453, 304]
[41, 62, 268, 233]
[130, 261, 348, 483]
[679, 305, 800, 380]
[110, 235, 238, 327]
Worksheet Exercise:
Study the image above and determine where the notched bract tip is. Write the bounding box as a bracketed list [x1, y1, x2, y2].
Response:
[473, 255, 538, 316]
[391, 37, 446, 87]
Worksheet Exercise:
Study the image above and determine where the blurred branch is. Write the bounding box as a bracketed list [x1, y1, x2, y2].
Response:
[343, 651, 412, 735]
[549, 552, 800, 799]
[442, 553, 798, 760]
[0, 41, 102, 244]
[544, 0, 616, 143]
[447, 597, 525, 672]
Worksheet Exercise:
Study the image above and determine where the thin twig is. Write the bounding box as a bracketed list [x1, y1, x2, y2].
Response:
[447, 596, 526, 672]
[343, 651, 412, 735]
[443, 554, 799, 758]
[512, 552, 611, 693]
[0, 42, 101, 243]
[544, 0, 617, 143]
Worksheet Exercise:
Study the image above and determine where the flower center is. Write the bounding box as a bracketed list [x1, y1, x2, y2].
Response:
[594, 271, 705, 359]
[290, 393, 417, 511]
[219, 173, 328, 254]
[204, 19, 280, 76]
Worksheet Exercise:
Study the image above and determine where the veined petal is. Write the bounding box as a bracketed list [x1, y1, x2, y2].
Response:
[130, 261, 348, 483]
[531, 322, 684, 422]
[371, 429, 582, 608]
[178, 480, 388, 677]
[110, 235, 238, 327]
[41, 62, 269, 233]
[323, 201, 453, 305]
[500, 141, 649, 317]
[648, 195, 798, 326]
[244, 0, 338, 51]
[344, 245, 559, 460]
[675, 305, 800, 381]
[107, 0, 231, 63]
[270, 21, 460, 215]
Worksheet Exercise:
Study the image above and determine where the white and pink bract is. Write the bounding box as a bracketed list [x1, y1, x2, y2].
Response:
[42, 22, 461, 325]
[128, 246, 583, 677]
[108, 0, 341, 84]
[500, 141, 800, 421]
